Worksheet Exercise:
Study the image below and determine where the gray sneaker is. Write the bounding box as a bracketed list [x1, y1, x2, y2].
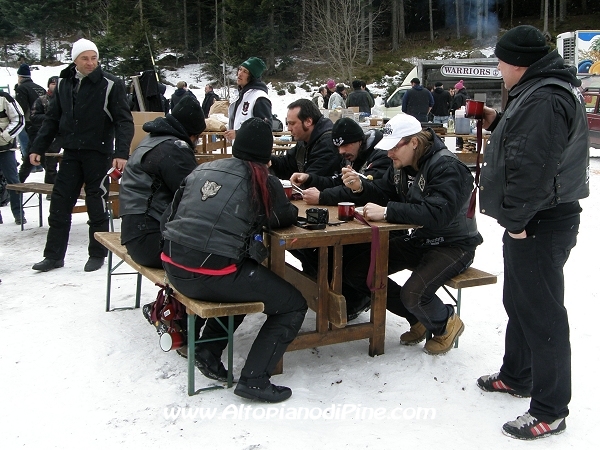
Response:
[502, 412, 566, 440]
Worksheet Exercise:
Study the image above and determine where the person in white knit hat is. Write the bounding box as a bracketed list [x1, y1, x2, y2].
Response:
[29, 38, 134, 273]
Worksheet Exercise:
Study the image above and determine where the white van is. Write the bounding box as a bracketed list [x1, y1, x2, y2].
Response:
[379, 67, 417, 120]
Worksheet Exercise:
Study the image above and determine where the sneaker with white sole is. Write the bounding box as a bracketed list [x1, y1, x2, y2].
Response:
[477, 372, 531, 398]
[502, 412, 566, 440]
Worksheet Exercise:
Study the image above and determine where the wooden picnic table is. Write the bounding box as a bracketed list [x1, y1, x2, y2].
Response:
[266, 201, 416, 371]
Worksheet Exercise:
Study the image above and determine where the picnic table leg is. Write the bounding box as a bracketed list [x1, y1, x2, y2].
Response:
[369, 230, 391, 357]
[188, 312, 196, 396]
[455, 289, 462, 348]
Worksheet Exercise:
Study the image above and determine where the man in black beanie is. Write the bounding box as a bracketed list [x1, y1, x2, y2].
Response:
[476, 25, 589, 440]
[120, 95, 206, 268]
[291, 117, 387, 204]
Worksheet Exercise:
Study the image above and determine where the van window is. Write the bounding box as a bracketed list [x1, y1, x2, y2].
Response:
[386, 90, 406, 108]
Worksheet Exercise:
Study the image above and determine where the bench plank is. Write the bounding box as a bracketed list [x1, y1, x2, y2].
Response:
[94, 232, 264, 318]
[445, 267, 497, 289]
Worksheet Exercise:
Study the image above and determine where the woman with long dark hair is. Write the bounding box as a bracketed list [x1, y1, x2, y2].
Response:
[161, 118, 306, 402]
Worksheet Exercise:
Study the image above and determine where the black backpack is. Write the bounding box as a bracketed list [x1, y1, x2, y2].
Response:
[272, 114, 284, 132]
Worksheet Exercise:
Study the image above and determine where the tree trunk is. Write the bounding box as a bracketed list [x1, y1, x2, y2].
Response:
[429, 0, 434, 42]
[197, 0, 202, 51]
[559, 0, 566, 23]
[476, 0, 482, 41]
[399, 0, 405, 41]
[183, 0, 188, 56]
[40, 33, 46, 61]
[268, 9, 275, 72]
[367, 4, 373, 65]
[455, 0, 460, 39]
[391, 0, 398, 50]
[543, 0, 548, 34]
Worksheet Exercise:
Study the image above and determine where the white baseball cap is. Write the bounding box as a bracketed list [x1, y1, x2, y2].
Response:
[376, 114, 422, 151]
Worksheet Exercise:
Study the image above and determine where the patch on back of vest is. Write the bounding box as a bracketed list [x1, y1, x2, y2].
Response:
[201, 180, 221, 200]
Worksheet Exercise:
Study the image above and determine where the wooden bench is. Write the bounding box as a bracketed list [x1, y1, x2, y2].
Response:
[7, 182, 120, 231]
[439, 266, 497, 347]
[94, 231, 264, 396]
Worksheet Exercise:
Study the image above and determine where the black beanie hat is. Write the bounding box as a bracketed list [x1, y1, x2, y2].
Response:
[47, 76, 58, 87]
[17, 64, 31, 77]
[171, 95, 206, 136]
[495, 25, 549, 67]
[332, 117, 364, 147]
[232, 118, 273, 164]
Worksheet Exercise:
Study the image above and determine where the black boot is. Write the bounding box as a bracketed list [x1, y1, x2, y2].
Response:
[84, 256, 104, 272]
[194, 347, 228, 382]
[234, 377, 292, 403]
[32, 258, 65, 272]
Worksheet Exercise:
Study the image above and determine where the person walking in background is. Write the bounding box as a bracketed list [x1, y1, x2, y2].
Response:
[324, 79, 336, 109]
[224, 56, 272, 142]
[169, 81, 196, 112]
[14, 63, 46, 171]
[312, 86, 327, 109]
[476, 25, 589, 440]
[19, 76, 60, 184]
[29, 38, 134, 273]
[328, 84, 347, 110]
[402, 77, 434, 122]
[201, 84, 220, 117]
[346, 80, 374, 114]
[452, 80, 469, 148]
[161, 118, 307, 403]
[0, 90, 26, 225]
[431, 81, 452, 124]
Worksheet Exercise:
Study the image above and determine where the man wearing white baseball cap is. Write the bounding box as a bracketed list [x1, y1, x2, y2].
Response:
[30, 38, 134, 273]
[340, 113, 482, 355]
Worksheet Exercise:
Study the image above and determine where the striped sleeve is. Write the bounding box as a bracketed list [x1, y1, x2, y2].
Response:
[1, 92, 26, 141]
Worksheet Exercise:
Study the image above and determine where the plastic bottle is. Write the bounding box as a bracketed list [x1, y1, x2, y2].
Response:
[447, 117, 455, 133]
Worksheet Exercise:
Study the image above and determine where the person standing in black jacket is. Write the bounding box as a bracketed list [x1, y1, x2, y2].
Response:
[431, 81, 452, 124]
[341, 113, 482, 354]
[476, 25, 589, 441]
[14, 63, 46, 165]
[18, 76, 60, 184]
[29, 38, 134, 273]
[120, 95, 205, 268]
[162, 118, 307, 403]
[201, 84, 220, 117]
[402, 78, 434, 122]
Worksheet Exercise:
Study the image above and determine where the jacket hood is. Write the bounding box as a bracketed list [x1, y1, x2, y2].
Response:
[173, 88, 187, 97]
[434, 87, 445, 94]
[239, 79, 269, 96]
[142, 115, 193, 147]
[307, 116, 333, 146]
[513, 49, 581, 91]
[415, 129, 448, 170]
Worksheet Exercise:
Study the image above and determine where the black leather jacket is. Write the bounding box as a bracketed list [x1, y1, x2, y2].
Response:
[479, 50, 589, 233]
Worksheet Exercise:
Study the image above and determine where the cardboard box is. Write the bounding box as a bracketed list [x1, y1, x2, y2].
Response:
[130, 112, 164, 153]
[369, 118, 383, 127]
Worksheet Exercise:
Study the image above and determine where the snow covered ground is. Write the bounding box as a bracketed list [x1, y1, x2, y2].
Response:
[1, 64, 599, 449]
